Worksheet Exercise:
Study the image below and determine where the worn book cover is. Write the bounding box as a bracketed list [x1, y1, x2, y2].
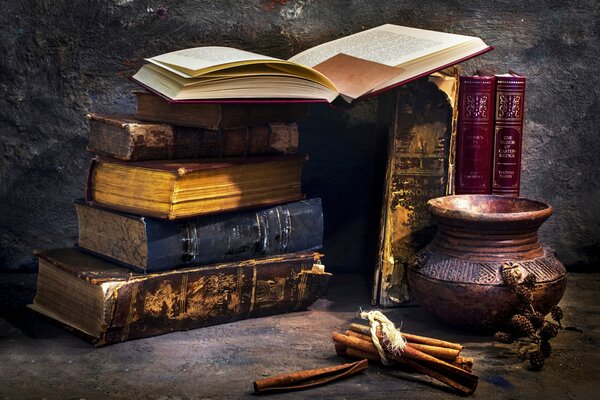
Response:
[76, 198, 323, 272]
[87, 113, 299, 161]
[134, 90, 311, 130]
[29, 248, 330, 346]
[85, 155, 306, 219]
[371, 68, 459, 306]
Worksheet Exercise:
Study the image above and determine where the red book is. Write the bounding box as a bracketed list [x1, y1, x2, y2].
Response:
[492, 72, 526, 196]
[455, 75, 496, 194]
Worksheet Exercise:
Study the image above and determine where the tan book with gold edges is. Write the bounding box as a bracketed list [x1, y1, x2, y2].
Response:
[84, 155, 306, 219]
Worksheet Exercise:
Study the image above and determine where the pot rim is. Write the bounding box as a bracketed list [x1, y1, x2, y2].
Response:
[427, 195, 553, 223]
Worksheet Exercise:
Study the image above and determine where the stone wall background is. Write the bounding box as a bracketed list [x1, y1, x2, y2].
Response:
[1, 0, 598, 271]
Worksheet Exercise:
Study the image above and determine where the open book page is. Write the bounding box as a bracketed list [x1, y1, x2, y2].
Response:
[288, 24, 477, 68]
[148, 46, 280, 76]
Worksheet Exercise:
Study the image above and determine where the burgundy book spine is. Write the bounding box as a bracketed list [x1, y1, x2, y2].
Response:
[455, 76, 496, 194]
[492, 75, 526, 196]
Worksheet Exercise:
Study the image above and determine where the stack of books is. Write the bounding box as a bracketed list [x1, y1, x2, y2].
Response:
[29, 90, 331, 346]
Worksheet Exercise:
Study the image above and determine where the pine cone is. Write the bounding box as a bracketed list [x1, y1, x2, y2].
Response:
[515, 285, 534, 304]
[529, 350, 545, 370]
[529, 311, 546, 329]
[510, 314, 536, 338]
[522, 274, 537, 289]
[550, 305, 563, 322]
[540, 340, 552, 358]
[494, 331, 515, 344]
[501, 265, 519, 288]
[540, 322, 560, 340]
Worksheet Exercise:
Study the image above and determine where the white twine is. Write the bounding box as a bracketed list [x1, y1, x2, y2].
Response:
[359, 309, 407, 366]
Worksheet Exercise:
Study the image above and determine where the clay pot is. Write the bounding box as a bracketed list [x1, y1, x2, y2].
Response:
[407, 195, 567, 331]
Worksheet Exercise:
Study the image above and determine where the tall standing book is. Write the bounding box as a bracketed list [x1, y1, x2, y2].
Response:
[85, 155, 305, 219]
[87, 113, 299, 161]
[371, 69, 459, 306]
[454, 75, 496, 194]
[29, 248, 330, 346]
[492, 72, 526, 196]
[76, 198, 323, 272]
[131, 24, 491, 103]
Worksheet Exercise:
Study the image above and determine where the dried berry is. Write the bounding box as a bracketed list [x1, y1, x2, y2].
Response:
[494, 331, 515, 344]
[540, 322, 560, 340]
[540, 340, 552, 358]
[522, 274, 537, 289]
[550, 305, 563, 323]
[510, 314, 536, 338]
[529, 350, 545, 370]
[515, 285, 534, 304]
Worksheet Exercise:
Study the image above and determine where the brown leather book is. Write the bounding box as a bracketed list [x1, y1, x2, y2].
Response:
[84, 155, 306, 219]
[87, 113, 299, 161]
[134, 90, 311, 129]
[29, 248, 331, 346]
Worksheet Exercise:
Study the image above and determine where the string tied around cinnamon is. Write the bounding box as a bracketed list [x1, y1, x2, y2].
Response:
[359, 309, 407, 366]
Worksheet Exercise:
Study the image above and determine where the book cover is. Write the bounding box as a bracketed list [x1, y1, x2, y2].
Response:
[86, 113, 299, 161]
[133, 90, 311, 129]
[76, 198, 323, 272]
[131, 24, 491, 103]
[492, 73, 526, 196]
[84, 155, 306, 219]
[371, 68, 459, 306]
[454, 75, 496, 194]
[29, 248, 330, 346]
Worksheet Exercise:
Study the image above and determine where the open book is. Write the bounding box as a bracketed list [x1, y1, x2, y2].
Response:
[131, 24, 492, 104]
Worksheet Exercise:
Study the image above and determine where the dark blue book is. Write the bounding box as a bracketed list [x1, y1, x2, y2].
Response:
[75, 198, 323, 272]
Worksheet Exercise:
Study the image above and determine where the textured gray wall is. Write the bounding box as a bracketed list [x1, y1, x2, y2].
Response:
[1, 0, 598, 271]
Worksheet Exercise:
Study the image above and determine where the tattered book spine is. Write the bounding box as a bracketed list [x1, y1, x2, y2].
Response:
[492, 75, 526, 196]
[76, 199, 323, 272]
[86, 113, 299, 161]
[99, 253, 330, 346]
[373, 70, 457, 306]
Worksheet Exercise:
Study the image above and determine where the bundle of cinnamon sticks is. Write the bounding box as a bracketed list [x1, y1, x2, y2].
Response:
[333, 323, 478, 395]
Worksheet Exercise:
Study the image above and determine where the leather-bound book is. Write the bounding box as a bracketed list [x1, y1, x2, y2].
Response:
[492, 72, 526, 196]
[29, 248, 330, 346]
[134, 90, 311, 130]
[454, 75, 496, 194]
[76, 198, 323, 273]
[87, 113, 299, 161]
[371, 68, 458, 306]
[84, 155, 305, 219]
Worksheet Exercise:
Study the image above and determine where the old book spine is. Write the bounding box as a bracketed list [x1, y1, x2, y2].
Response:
[492, 75, 526, 196]
[87, 113, 299, 161]
[76, 198, 323, 272]
[133, 90, 310, 130]
[100, 254, 330, 345]
[373, 76, 455, 306]
[454, 76, 496, 194]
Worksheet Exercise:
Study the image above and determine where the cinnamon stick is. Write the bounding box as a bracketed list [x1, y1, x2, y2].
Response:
[349, 323, 463, 351]
[332, 331, 478, 395]
[253, 359, 368, 394]
[344, 330, 460, 362]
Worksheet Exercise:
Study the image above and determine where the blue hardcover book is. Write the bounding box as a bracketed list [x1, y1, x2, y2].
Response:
[75, 198, 323, 272]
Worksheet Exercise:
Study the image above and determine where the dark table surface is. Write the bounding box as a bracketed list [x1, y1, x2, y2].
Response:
[1, 272, 598, 399]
